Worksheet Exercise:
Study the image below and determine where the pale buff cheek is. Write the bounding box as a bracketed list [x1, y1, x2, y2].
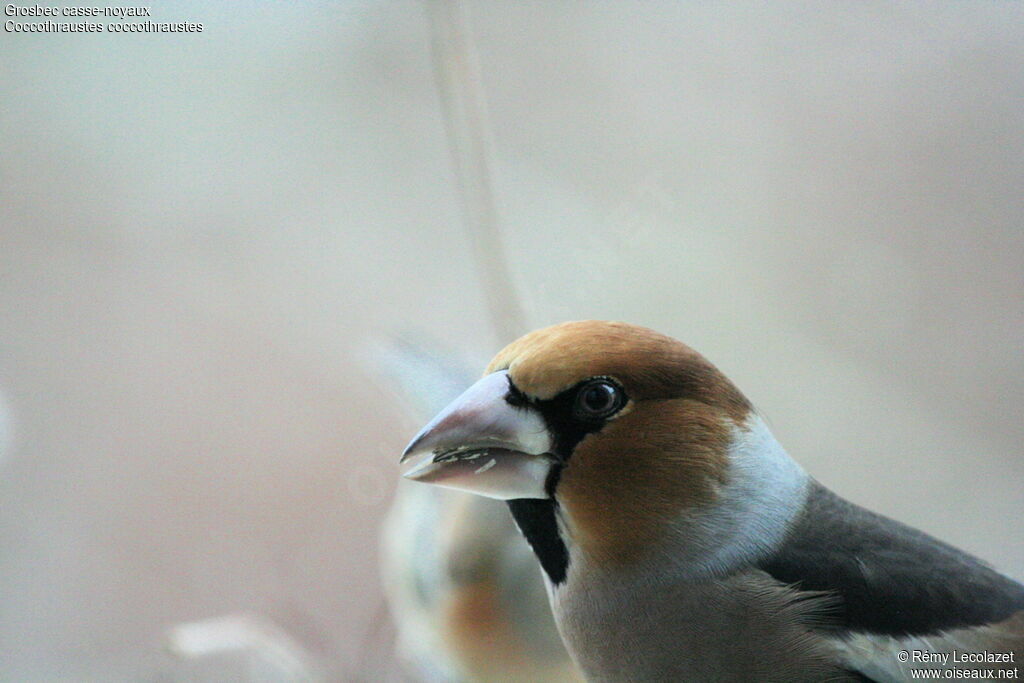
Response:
[558, 457, 672, 564]
[556, 402, 732, 566]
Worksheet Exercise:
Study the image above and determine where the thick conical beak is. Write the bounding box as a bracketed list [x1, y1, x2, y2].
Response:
[399, 370, 555, 500]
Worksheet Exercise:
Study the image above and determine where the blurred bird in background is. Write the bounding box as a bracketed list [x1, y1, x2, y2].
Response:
[369, 3, 581, 679]
[400, 321, 1024, 681]
[372, 338, 579, 681]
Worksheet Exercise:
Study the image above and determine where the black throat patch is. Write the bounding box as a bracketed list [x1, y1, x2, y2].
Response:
[507, 496, 568, 585]
[503, 377, 623, 585]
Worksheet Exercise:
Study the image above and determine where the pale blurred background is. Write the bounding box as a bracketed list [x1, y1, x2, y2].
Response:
[1, 1, 1022, 680]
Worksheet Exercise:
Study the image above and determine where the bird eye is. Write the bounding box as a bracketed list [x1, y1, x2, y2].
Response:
[574, 379, 624, 420]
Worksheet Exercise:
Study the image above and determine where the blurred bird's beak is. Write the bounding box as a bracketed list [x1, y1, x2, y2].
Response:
[400, 370, 555, 500]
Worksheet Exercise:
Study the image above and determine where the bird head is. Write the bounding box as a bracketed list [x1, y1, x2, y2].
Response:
[400, 321, 800, 570]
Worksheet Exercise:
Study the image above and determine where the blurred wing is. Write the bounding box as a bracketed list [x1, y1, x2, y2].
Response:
[367, 335, 478, 417]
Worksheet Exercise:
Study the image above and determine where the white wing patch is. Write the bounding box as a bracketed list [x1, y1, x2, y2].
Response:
[828, 611, 1024, 681]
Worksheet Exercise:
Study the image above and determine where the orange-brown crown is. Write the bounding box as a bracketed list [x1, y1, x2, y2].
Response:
[487, 320, 750, 421]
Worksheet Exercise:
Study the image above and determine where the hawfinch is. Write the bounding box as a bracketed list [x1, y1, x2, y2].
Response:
[400, 321, 1024, 681]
